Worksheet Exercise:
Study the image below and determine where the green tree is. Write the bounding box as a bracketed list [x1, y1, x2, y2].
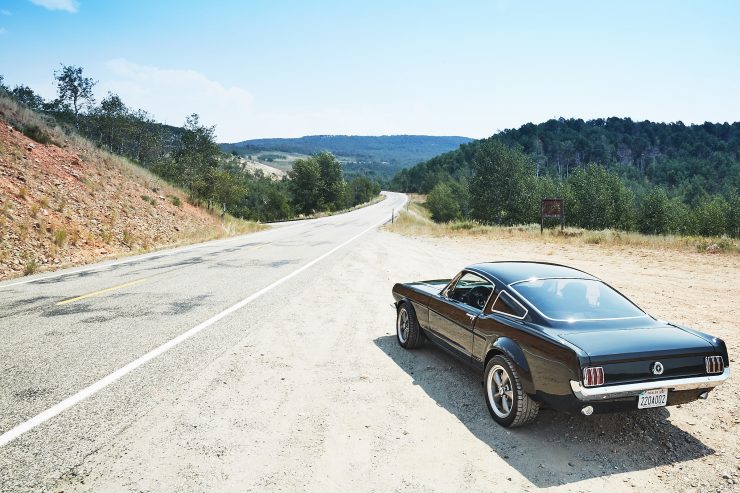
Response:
[566, 164, 634, 230]
[469, 140, 538, 225]
[346, 176, 381, 207]
[426, 182, 461, 222]
[288, 157, 322, 214]
[174, 114, 221, 202]
[695, 196, 729, 237]
[726, 192, 740, 238]
[637, 187, 671, 234]
[53, 65, 97, 125]
[209, 168, 246, 214]
[315, 152, 345, 210]
[91, 93, 128, 153]
[10, 85, 45, 110]
[288, 152, 348, 214]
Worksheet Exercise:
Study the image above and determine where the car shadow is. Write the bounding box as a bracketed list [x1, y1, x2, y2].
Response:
[373, 335, 714, 488]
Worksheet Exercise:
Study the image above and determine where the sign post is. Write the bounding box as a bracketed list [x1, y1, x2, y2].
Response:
[540, 198, 564, 234]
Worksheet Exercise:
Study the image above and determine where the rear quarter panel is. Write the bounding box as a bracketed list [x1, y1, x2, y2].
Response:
[473, 314, 582, 402]
[392, 283, 435, 330]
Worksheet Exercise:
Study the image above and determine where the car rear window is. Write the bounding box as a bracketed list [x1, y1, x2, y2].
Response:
[510, 278, 646, 321]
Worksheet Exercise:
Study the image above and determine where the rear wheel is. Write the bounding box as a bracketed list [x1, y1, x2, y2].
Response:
[396, 302, 423, 349]
[484, 355, 539, 427]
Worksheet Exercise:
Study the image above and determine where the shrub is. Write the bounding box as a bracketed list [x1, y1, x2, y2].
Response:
[426, 182, 461, 222]
[169, 195, 182, 207]
[584, 232, 606, 244]
[695, 196, 729, 237]
[53, 229, 67, 247]
[24, 258, 39, 275]
[122, 229, 134, 247]
[21, 124, 52, 145]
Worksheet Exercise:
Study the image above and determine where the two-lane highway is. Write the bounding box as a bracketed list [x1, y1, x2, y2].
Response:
[0, 192, 406, 491]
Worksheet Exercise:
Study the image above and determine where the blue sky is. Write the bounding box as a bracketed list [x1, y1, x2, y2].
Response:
[1, 0, 739, 141]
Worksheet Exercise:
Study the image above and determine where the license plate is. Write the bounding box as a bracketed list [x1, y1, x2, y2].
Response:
[637, 388, 667, 409]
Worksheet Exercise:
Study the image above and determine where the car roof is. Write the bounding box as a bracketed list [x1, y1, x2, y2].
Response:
[467, 261, 598, 285]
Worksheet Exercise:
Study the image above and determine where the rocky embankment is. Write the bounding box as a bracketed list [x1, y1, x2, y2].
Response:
[0, 117, 243, 280]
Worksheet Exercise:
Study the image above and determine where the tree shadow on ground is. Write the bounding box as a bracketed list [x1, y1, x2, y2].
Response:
[373, 335, 713, 488]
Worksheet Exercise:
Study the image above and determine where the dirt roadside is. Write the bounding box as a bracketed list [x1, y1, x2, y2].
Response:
[56, 229, 738, 492]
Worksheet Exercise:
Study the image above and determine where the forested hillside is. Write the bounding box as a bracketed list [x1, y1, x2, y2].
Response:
[223, 135, 472, 178]
[394, 118, 739, 238]
[393, 117, 740, 201]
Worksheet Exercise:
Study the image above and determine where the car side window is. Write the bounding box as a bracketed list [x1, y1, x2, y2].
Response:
[448, 272, 493, 310]
[491, 291, 528, 319]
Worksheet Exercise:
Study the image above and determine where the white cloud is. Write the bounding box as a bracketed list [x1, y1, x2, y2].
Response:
[100, 58, 254, 142]
[28, 0, 78, 13]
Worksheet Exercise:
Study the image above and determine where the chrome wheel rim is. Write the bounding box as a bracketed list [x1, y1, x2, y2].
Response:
[487, 364, 514, 418]
[397, 308, 410, 344]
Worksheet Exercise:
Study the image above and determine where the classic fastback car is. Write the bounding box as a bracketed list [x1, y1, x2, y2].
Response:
[392, 262, 730, 427]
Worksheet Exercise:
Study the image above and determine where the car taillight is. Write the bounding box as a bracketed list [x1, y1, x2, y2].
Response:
[583, 367, 604, 387]
[705, 356, 724, 374]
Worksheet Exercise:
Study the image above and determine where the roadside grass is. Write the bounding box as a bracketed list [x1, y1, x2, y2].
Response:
[386, 195, 739, 255]
[176, 212, 266, 246]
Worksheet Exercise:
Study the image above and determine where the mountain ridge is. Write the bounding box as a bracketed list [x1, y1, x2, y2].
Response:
[221, 135, 473, 177]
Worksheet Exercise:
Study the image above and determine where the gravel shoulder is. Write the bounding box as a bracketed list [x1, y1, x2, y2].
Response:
[49, 228, 739, 492]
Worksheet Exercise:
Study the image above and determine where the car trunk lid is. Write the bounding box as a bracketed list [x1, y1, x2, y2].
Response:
[559, 326, 714, 384]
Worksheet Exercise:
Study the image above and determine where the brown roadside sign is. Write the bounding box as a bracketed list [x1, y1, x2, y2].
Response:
[541, 198, 564, 232]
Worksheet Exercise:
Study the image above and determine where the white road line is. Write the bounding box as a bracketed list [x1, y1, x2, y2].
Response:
[0, 209, 399, 448]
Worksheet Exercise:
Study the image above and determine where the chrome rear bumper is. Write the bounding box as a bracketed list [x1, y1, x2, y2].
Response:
[570, 368, 730, 401]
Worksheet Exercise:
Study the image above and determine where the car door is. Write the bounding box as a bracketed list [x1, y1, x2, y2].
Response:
[427, 271, 494, 358]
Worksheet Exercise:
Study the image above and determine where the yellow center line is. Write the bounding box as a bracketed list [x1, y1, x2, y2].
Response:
[56, 278, 149, 306]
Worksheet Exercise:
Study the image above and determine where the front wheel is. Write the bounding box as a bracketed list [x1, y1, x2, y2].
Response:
[484, 355, 539, 427]
[396, 302, 423, 349]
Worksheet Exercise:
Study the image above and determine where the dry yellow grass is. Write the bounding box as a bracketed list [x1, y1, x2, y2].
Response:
[387, 195, 739, 255]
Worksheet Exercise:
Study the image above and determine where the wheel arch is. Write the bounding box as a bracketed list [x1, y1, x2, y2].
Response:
[395, 297, 413, 312]
[484, 338, 536, 396]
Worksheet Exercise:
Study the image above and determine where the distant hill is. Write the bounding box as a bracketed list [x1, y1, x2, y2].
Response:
[392, 117, 740, 201]
[221, 135, 473, 178]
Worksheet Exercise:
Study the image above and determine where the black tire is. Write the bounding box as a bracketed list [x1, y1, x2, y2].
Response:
[484, 354, 539, 427]
[396, 302, 423, 349]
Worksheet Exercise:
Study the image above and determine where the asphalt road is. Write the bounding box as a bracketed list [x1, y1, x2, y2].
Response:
[0, 192, 406, 492]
